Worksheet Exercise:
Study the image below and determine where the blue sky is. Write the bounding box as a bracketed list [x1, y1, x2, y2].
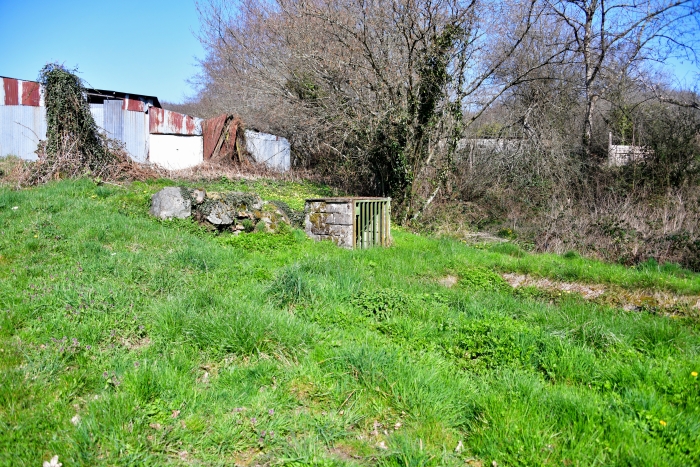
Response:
[0, 0, 205, 103]
[0, 1, 696, 105]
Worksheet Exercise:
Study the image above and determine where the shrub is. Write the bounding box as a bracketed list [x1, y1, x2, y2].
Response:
[456, 266, 510, 292]
[351, 288, 413, 320]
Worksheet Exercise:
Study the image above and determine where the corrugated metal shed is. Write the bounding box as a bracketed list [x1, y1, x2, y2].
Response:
[0, 75, 218, 169]
[0, 106, 46, 160]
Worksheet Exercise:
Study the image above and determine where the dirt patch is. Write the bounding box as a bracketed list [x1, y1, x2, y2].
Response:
[120, 336, 151, 350]
[438, 275, 459, 288]
[329, 444, 362, 462]
[461, 232, 508, 244]
[502, 273, 700, 315]
[503, 273, 606, 300]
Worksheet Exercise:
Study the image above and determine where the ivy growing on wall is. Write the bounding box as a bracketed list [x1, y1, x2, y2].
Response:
[22, 63, 151, 185]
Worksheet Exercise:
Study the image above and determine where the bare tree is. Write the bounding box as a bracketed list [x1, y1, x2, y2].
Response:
[542, 0, 700, 155]
[195, 0, 550, 221]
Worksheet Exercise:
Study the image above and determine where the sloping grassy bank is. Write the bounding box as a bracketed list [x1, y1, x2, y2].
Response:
[1, 178, 699, 466]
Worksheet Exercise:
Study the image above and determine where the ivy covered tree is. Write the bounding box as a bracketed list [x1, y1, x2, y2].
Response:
[195, 0, 544, 222]
[23, 64, 147, 185]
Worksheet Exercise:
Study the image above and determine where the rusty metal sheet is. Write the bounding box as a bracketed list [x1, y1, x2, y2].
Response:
[123, 97, 145, 112]
[202, 114, 240, 162]
[3, 78, 19, 106]
[1, 78, 42, 107]
[149, 107, 202, 135]
[202, 114, 228, 160]
[21, 81, 41, 106]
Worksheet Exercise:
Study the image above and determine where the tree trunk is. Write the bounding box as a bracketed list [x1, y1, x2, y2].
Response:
[582, 1, 596, 156]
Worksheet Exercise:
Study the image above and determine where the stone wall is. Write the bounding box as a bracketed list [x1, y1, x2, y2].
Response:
[305, 199, 354, 248]
[150, 186, 295, 233]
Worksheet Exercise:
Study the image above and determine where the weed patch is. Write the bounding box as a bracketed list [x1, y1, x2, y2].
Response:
[455, 266, 510, 292]
[351, 288, 414, 320]
[218, 230, 306, 252]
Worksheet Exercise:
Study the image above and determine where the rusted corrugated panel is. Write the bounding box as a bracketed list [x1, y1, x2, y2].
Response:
[148, 107, 202, 135]
[123, 96, 145, 112]
[202, 114, 228, 160]
[21, 81, 41, 106]
[3, 78, 19, 106]
[0, 106, 47, 160]
[1, 78, 43, 107]
[202, 114, 241, 162]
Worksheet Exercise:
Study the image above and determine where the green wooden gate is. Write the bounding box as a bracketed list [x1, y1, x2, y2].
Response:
[354, 199, 391, 248]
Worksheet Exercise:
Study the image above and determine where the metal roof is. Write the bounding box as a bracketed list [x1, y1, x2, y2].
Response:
[85, 88, 161, 108]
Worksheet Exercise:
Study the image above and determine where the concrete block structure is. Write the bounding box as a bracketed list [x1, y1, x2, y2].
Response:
[305, 197, 391, 249]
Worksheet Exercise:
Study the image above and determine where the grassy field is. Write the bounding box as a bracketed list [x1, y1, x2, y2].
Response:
[1, 177, 699, 466]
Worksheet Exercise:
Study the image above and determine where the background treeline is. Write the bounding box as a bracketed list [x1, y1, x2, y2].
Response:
[166, 0, 700, 270]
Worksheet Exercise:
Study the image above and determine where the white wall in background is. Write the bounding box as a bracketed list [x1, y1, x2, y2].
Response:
[149, 134, 203, 170]
[245, 130, 290, 171]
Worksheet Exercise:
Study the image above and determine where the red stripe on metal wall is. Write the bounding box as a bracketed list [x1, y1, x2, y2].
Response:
[168, 110, 184, 130]
[185, 115, 196, 134]
[21, 81, 40, 106]
[3, 78, 19, 105]
[149, 107, 200, 135]
[149, 107, 162, 133]
[123, 97, 145, 112]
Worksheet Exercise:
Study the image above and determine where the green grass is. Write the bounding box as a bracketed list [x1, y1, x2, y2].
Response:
[1, 178, 699, 466]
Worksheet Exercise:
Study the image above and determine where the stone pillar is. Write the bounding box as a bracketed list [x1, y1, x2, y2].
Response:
[304, 199, 354, 248]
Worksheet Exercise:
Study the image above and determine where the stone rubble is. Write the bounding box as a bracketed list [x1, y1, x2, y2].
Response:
[150, 186, 295, 233]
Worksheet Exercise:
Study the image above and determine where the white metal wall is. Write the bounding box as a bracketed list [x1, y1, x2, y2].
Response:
[122, 109, 148, 163]
[149, 134, 203, 170]
[245, 130, 290, 171]
[90, 103, 148, 163]
[0, 106, 46, 160]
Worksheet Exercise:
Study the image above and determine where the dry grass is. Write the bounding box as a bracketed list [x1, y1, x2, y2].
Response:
[423, 184, 700, 272]
[533, 188, 700, 269]
[156, 160, 312, 183]
[19, 138, 160, 187]
[0, 156, 25, 187]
